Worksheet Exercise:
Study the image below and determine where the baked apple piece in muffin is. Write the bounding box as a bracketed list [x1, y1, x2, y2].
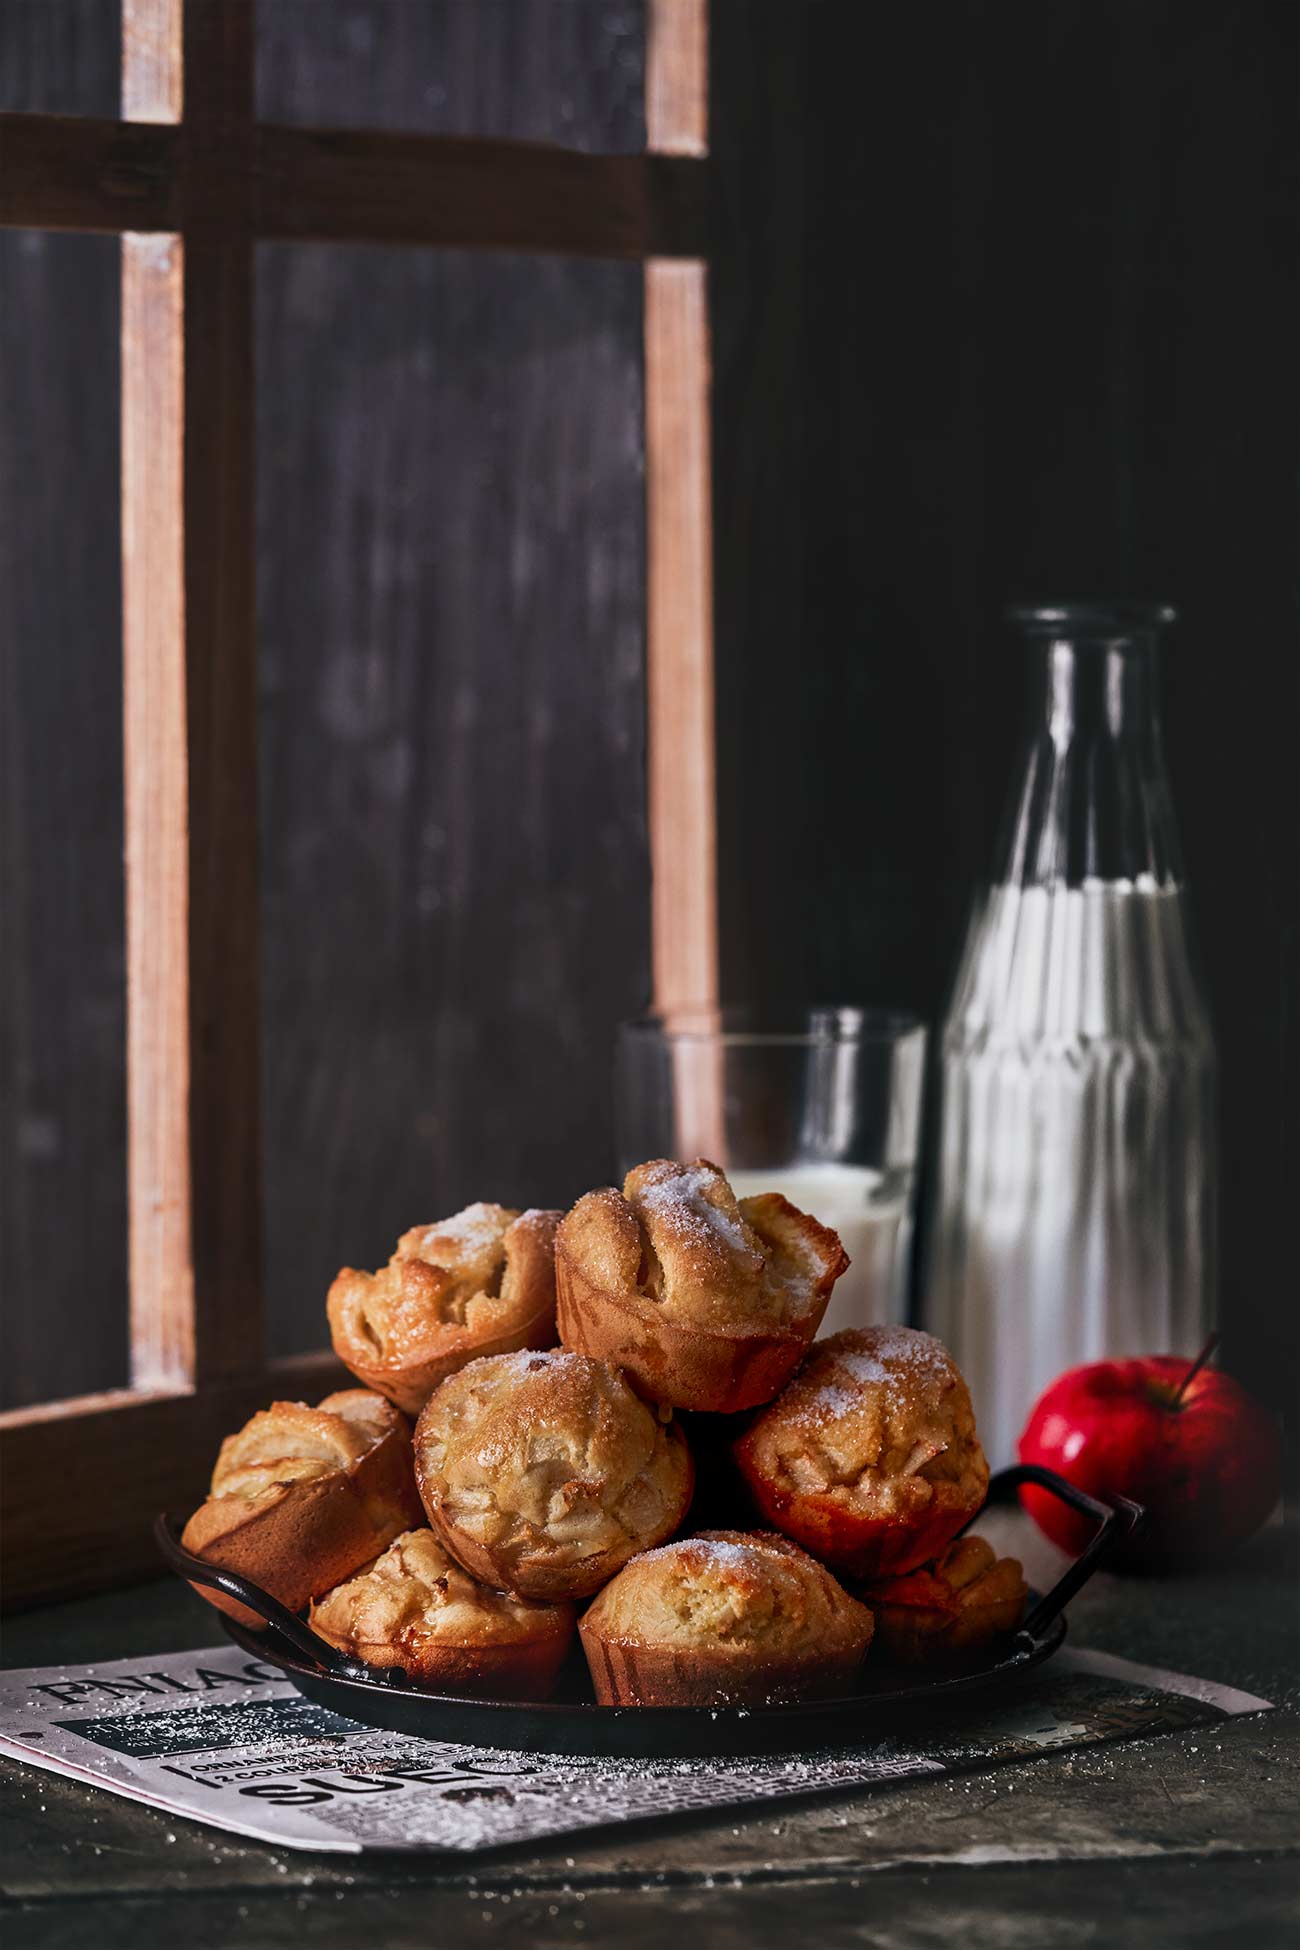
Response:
[310, 1528, 575, 1695]
[579, 1529, 874, 1707]
[181, 1391, 422, 1627]
[414, 1348, 693, 1600]
[328, 1204, 560, 1416]
[857, 1534, 1028, 1664]
[734, 1327, 989, 1577]
[556, 1158, 848, 1413]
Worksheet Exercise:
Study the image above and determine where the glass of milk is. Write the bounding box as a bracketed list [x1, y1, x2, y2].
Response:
[616, 1008, 927, 1335]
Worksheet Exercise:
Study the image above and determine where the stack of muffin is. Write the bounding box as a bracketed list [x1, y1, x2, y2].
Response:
[183, 1159, 1027, 1707]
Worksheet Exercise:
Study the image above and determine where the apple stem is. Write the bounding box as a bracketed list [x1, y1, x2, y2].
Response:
[1172, 1331, 1220, 1407]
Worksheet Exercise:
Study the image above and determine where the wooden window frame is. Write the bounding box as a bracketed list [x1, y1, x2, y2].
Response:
[0, 0, 717, 1607]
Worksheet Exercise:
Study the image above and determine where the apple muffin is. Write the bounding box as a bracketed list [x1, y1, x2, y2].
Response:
[414, 1349, 694, 1599]
[734, 1327, 990, 1577]
[309, 1528, 575, 1695]
[857, 1534, 1028, 1664]
[579, 1529, 874, 1707]
[182, 1390, 422, 1626]
[328, 1204, 560, 1416]
[555, 1158, 848, 1414]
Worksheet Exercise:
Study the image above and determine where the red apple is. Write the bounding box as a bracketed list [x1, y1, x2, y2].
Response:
[1018, 1347, 1283, 1570]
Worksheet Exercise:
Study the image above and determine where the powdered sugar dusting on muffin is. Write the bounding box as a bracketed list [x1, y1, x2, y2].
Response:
[488, 1346, 589, 1377]
[862, 1326, 953, 1372]
[837, 1351, 888, 1386]
[417, 1202, 510, 1262]
[798, 1328, 956, 1427]
[634, 1162, 764, 1267]
[734, 1327, 989, 1567]
[581, 1526, 874, 1688]
[801, 1381, 860, 1421]
[414, 1343, 693, 1599]
[633, 1534, 761, 1574]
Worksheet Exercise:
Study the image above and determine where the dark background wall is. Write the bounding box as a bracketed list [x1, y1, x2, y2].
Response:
[2, 1, 1296, 1425]
[709, 0, 1298, 1428]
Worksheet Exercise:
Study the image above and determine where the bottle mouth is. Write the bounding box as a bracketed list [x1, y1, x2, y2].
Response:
[622, 1005, 925, 1048]
[1008, 600, 1177, 634]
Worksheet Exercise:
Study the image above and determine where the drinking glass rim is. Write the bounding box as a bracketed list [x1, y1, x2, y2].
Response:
[620, 1006, 926, 1049]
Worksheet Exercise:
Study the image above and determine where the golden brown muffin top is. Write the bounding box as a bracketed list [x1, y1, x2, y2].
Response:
[741, 1327, 989, 1519]
[310, 1529, 570, 1650]
[209, 1390, 405, 1505]
[559, 1158, 847, 1332]
[583, 1529, 873, 1660]
[330, 1205, 557, 1360]
[863, 1534, 1028, 1614]
[415, 1349, 690, 1570]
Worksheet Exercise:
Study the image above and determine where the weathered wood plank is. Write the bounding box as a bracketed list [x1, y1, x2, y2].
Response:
[644, 1, 716, 1019]
[120, 228, 194, 1389]
[0, 111, 709, 261]
[0, 113, 177, 230]
[0, 0, 119, 119]
[121, 0, 180, 123]
[256, 128, 708, 258]
[120, 0, 263, 1393]
[647, 0, 708, 156]
[254, 0, 646, 151]
[3, 1695, 1296, 1897]
[179, 0, 254, 127]
[644, 258, 718, 1014]
[168, 215, 264, 1387]
[2, 1853, 1298, 1949]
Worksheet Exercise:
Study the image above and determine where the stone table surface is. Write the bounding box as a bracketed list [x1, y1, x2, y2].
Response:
[2, 1506, 1297, 1948]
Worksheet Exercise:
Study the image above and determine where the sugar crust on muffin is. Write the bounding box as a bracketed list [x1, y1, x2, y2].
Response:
[734, 1326, 990, 1576]
[555, 1158, 848, 1412]
[579, 1528, 874, 1706]
[328, 1204, 559, 1415]
[181, 1389, 422, 1625]
[309, 1527, 575, 1690]
[414, 1349, 693, 1599]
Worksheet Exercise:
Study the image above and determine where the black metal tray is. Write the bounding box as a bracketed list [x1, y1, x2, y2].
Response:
[156, 1464, 1141, 1758]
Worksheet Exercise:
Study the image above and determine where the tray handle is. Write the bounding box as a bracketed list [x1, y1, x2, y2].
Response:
[153, 1514, 380, 1685]
[986, 1463, 1144, 1638]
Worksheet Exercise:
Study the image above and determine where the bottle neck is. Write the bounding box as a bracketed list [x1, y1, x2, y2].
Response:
[1003, 626, 1183, 887]
[1036, 631, 1159, 744]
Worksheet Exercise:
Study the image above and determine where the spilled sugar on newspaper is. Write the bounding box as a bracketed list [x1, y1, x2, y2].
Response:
[0, 1643, 1272, 1855]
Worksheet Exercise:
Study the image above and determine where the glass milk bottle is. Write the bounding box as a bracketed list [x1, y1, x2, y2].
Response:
[924, 603, 1217, 1464]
